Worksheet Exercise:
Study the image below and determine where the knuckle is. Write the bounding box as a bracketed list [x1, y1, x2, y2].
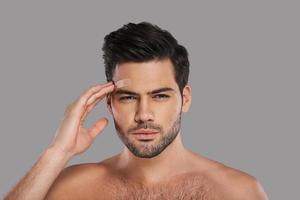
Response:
[88, 96, 96, 103]
[91, 85, 99, 91]
[78, 97, 87, 106]
[93, 84, 99, 89]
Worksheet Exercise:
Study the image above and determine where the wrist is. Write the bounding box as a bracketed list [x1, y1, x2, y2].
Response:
[47, 144, 74, 162]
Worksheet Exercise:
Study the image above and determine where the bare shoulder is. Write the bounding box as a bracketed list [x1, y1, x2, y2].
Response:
[215, 166, 268, 200]
[207, 162, 269, 200]
[222, 167, 268, 199]
[45, 159, 113, 200]
[190, 153, 269, 199]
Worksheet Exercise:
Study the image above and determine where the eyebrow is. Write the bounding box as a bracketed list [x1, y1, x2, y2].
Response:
[114, 87, 175, 96]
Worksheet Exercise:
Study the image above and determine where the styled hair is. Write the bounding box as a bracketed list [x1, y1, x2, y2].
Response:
[102, 22, 190, 94]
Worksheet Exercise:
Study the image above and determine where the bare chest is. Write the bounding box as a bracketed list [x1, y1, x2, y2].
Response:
[102, 174, 221, 200]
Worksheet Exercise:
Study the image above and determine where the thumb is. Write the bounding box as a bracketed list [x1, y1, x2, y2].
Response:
[89, 117, 108, 139]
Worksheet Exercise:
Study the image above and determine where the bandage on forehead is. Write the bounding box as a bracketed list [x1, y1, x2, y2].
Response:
[113, 79, 131, 88]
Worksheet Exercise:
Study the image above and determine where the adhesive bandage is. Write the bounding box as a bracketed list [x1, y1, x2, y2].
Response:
[114, 79, 131, 89]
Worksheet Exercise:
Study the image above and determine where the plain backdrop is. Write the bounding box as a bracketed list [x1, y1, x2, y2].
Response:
[1, 1, 299, 199]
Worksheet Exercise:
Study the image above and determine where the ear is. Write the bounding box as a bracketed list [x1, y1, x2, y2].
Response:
[181, 85, 192, 113]
[106, 94, 113, 114]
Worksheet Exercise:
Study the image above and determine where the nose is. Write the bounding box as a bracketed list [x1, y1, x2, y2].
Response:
[134, 98, 154, 123]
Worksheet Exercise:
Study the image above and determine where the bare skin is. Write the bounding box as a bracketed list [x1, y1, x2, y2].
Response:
[4, 82, 117, 200]
[45, 149, 268, 199]
[45, 59, 268, 200]
[5, 59, 268, 200]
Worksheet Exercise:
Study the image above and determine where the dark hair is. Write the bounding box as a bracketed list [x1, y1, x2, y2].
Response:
[102, 22, 189, 95]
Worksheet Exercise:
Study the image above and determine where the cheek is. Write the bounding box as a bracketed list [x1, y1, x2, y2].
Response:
[163, 96, 181, 113]
[157, 104, 178, 117]
[111, 101, 135, 124]
[155, 100, 181, 124]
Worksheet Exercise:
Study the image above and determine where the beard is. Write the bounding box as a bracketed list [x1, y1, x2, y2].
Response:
[113, 112, 182, 158]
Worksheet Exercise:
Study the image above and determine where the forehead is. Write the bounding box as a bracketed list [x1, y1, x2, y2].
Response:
[113, 59, 178, 92]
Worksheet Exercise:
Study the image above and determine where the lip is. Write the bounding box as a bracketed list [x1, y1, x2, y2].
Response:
[132, 129, 159, 140]
[132, 129, 159, 134]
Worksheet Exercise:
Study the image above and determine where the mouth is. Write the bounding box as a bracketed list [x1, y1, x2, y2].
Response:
[132, 129, 159, 140]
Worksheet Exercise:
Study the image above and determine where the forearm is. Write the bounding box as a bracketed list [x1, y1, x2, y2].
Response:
[4, 146, 72, 200]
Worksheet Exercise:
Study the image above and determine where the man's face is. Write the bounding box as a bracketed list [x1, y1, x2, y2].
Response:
[109, 59, 184, 158]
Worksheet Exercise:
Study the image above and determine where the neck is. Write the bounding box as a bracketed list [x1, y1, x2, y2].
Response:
[117, 132, 194, 185]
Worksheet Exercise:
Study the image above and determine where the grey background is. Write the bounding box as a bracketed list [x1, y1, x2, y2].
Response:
[0, 1, 299, 199]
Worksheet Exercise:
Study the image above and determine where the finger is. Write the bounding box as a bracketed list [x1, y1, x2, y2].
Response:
[64, 82, 112, 126]
[72, 82, 114, 115]
[85, 78, 130, 106]
[86, 84, 115, 106]
[80, 95, 105, 124]
[83, 79, 131, 119]
[88, 117, 108, 139]
[79, 82, 113, 103]
[79, 84, 115, 124]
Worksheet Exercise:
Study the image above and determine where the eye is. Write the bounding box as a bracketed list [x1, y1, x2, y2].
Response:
[119, 96, 137, 102]
[153, 94, 170, 100]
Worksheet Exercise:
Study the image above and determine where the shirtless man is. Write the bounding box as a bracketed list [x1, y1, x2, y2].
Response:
[5, 22, 269, 200]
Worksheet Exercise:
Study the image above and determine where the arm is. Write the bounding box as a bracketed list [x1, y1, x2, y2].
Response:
[4, 82, 115, 200]
[4, 146, 71, 200]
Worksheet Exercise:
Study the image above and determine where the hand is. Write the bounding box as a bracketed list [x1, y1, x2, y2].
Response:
[49, 82, 115, 158]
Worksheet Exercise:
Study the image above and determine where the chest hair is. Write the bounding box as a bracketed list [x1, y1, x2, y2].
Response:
[105, 174, 220, 200]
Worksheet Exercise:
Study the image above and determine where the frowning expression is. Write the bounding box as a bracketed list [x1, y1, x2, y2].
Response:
[108, 58, 190, 158]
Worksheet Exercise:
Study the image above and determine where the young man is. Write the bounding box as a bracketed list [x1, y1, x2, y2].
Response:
[5, 22, 269, 199]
